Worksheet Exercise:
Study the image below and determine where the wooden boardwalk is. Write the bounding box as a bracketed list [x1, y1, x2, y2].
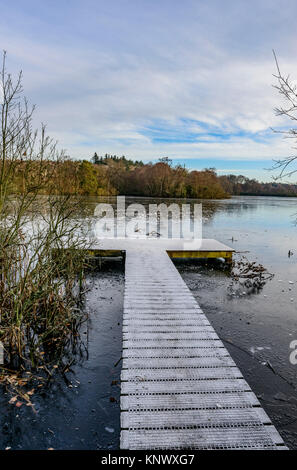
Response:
[120, 247, 287, 450]
[90, 238, 235, 263]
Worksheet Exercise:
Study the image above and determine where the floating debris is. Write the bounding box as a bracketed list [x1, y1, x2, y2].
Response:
[228, 255, 274, 297]
[105, 426, 115, 433]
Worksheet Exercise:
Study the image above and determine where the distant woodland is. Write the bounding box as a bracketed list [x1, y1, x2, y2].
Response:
[219, 174, 297, 197]
[8, 153, 297, 199]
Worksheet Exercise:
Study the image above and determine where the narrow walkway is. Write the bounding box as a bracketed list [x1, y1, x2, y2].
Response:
[120, 248, 287, 450]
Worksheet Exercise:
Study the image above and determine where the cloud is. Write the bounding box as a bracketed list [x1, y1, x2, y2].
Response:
[1, 0, 297, 171]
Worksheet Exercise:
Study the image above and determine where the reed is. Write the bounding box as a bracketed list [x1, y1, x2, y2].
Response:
[0, 52, 89, 397]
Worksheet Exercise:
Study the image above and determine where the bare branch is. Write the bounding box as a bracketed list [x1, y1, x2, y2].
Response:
[272, 51, 297, 180]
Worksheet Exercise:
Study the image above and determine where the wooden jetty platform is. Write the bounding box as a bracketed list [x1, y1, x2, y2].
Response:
[89, 238, 235, 262]
[92, 238, 286, 450]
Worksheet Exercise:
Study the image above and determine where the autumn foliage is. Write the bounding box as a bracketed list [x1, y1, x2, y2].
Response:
[8, 156, 229, 199]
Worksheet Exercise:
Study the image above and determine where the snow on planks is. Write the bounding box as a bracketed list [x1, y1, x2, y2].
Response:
[120, 248, 287, 450]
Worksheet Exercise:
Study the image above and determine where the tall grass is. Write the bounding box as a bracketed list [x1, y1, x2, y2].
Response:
[0, 53, 90, 399]
[0, 197, 88, 367]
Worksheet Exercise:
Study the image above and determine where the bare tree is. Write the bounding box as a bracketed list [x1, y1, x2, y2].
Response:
[0, 50, 67, 215]
[272, 50, 297, 179]
[0, 52, 89, 394]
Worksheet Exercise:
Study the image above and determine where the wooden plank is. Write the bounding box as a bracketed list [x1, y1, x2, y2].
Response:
[121, 407, 272, 430]
[87, 249, 123, 257]
[124, 304, 200, 310]
[120, 427, 285, 450]
[121, 366, 242, 381]
[124, 296, 196, 301]
[123, 317, 207, 324]
[125, 286, 189, 290]
[124, 300, 198, 306]
[167, 250, 233, 260]
[123, 321, 208, 327]
[123, 331, 220, 340]
[125, 280, 187, 283]
[121, 391, 260, 411]
[122, 323, 211, 330]
[123, 309, 203, 315]
[122, 356, 236, 369]
[123, 326, 214, 334]
[123, 318, 211, 326]
[122, 347, 227, 358]
[121, 378, 252, 395]
[123, 338, 225, 349]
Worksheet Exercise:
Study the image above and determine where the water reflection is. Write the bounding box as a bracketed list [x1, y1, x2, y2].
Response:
[78, 195, 261, 235]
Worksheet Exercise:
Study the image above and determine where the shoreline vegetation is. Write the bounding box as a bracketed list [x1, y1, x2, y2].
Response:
[7, 153, 297, 200]
[0, 52, 89, 403]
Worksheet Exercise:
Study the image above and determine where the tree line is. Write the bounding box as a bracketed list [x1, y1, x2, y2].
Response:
[5, 153, 297, 199]
[219, 174, 297, 197]
[8, 155, 228, 199]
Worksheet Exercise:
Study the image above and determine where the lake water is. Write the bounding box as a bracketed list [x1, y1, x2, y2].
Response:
[175, 196, 297, 449]
[1, 195, 297, 449]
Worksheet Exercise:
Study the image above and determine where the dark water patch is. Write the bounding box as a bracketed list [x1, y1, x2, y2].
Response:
[175, 259, 297, 449]
[0, 261, 124, 450]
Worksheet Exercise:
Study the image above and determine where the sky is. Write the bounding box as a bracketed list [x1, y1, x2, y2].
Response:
[1, 0, 297, 181]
